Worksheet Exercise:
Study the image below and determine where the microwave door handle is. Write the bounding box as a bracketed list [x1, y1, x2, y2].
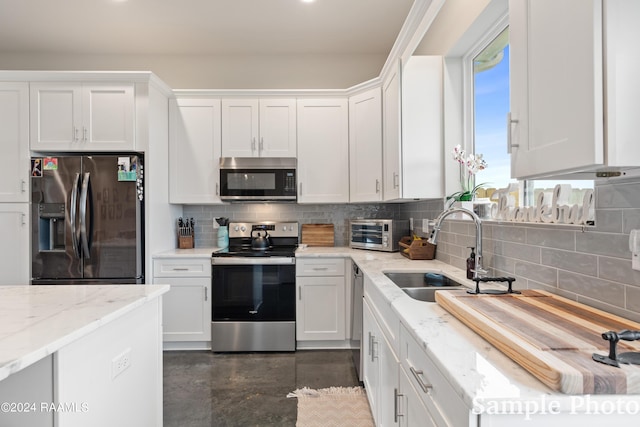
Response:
[79, 172, 91, 259]
[70, 173, 81, 259]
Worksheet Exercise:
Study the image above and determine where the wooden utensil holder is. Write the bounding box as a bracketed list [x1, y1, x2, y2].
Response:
[178, 227, 194, 249]
[399, 236, 436, 260]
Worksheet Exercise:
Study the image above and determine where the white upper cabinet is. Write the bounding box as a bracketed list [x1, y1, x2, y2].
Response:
[0, 204, 29, 285]
[509, 0, 640, 178]
[221, 98, 296, 158]
[296, 98, 349, 203]
[169, 98, 223, 204]
[382, 63, 401, 201]
[349, 87, 383, 203]
[0, 83, 29, 202]
[381, 56, 446, 201]
[30, 82, 135, 151]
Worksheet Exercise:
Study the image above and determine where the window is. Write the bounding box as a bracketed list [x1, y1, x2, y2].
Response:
[468, 22, 593, 217]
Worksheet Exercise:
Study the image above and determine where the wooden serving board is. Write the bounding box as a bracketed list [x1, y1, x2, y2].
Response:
[301, 224, 335, 247]
[435, 289, 640, 394]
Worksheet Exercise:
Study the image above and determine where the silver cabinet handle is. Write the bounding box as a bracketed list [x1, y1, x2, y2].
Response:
[204, 287, 208, 302]
[371, 337, 378, 362]
[216, 183, 219, 195]
[83, 127, 88, 142]
[368, 332, 372, 356]
[299, 182, 302, 196]
[375, 179, 380, 193]
[507, 112, 519, 154]
[21, 179, 26, 193]
[21, 213, 26, 226]
[393, 172, 399, 189]
[409, 366, 433, 393]
[171, 267, 189, 271]
[251, 137, 256, 152]
[299, 286, 302, 301]
[74, 127, 79, 142]
[312, 267, 328, 271]
[259, 137, 264, 152]
[394, 388, 404, 423]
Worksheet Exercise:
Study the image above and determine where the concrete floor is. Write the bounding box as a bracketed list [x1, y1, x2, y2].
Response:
[163, 350, 360, 427]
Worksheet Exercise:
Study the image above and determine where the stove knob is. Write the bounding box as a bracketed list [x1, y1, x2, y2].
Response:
[240, 226, 246, 232]
[234, 225, 239, 232]
[283, 226, 287, 231]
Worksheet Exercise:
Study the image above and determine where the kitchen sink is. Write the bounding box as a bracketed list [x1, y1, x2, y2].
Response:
[383, 272, 468, 302]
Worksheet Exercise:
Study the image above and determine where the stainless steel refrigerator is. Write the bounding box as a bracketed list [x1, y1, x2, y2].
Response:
[31, 154, 144, 285]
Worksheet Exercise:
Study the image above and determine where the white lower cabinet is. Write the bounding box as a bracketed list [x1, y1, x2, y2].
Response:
[296, 258, 348, 344]
[0, 203, 29, 285]
[363, 298, 399, 427]
[398, 367, 435, 427]
[399, 324, 476, 427]
[153, 258, 211, 348]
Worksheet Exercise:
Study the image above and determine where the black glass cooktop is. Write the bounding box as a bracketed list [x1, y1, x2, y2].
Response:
[213, 246, 297, 257]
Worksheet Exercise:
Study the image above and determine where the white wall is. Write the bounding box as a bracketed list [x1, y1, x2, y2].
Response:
[0, 53, 387, 90]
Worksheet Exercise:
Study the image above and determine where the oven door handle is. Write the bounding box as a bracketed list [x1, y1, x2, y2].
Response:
[211, 257, 296, 266]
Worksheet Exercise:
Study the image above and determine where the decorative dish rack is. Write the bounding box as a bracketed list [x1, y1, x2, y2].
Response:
[399, 236, 436, 260]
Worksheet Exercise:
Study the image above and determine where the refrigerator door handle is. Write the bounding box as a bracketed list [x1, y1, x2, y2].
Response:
[79, 172, 91, 259]
[70, 173, 81, 259]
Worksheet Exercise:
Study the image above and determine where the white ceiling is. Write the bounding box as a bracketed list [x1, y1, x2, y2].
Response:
[0, 0, 415, 57]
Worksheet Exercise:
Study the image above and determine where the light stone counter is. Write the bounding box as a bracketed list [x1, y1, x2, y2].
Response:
[153, 247, 220, 258]
[0, 284, 169, 382]
[297, 247, 640, 421]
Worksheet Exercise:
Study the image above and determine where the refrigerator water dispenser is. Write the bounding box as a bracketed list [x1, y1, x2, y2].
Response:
[38, 203, 65, 252]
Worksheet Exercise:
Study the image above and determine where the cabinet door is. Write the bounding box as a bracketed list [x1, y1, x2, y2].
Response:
[382, 63, 401, 201]
[0, 83, 29, 202]
[0, 204, 29, 285]
[379, 329, 400, 427]
[82, 84, 135, 150]
[349, 87, 383, 202]
[401, 56, 443, 199]
[399, 368, 436, 427]
[296, 276, 346, 341]
[169, 98, 222, 204]
[363, 300, 381, 425]
[30, 83, 82, 150]
[509, 0, 604, 178]
[161, 277, 211, 342]
[221, 99, 259, 157]
[259, 99, 297, 157]
[296, 98, 349, 203]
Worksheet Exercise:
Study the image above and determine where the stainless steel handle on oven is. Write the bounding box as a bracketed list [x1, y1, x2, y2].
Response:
[409, 365, 433, 393]
[79, 172, 91, 259]
[212, 257, 295, 266]
[70, 172, 81, 259]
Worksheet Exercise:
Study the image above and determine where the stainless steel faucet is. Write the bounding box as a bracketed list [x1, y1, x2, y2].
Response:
[427, 206, 487, 279]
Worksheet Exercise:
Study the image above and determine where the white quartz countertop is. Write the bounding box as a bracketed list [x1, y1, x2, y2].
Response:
[153, 247, 220, 258]
[296, 247, 640, 412]
[0, 284, 169, 382]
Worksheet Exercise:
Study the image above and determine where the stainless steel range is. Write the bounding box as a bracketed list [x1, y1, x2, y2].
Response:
[211, 221, 299, 352]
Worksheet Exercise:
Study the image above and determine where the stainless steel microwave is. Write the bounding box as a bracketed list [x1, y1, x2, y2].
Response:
[349, 219, 409, 252]
[219, 157, 297, 202]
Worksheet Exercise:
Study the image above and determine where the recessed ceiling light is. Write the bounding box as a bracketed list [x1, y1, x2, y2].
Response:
[301, 0, 316, 3]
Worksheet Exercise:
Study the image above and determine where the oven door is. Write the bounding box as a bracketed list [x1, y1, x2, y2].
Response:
[211, 257, 296, 322]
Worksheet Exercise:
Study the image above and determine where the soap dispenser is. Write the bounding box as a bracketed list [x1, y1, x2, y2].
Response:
[466, 247, 475, 279]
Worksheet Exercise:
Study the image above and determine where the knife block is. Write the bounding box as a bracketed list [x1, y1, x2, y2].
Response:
[177, 227, 194, 249]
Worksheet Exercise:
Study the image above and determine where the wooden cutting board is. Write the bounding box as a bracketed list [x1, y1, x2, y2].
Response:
[301, 224, 335, 247]
[435, 289, 640, 394]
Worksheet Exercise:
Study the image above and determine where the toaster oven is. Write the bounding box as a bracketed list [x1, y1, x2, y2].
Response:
[349, 219, 409, 252]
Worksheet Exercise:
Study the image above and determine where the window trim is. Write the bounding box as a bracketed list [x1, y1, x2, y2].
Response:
[462, 13, 509, 160]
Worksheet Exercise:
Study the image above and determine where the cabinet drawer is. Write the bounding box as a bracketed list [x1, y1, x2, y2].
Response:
[400, 324, 472, 427]
[296, 257, 345, 276]
[153, 258, 211, 277]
